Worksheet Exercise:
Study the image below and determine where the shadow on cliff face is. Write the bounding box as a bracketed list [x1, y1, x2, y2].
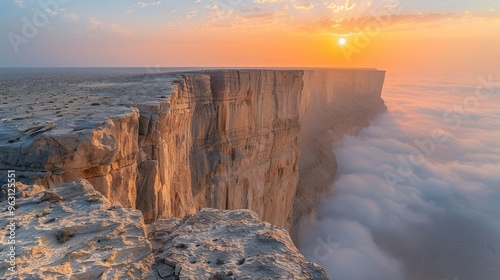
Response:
[298, 73, 500, 280]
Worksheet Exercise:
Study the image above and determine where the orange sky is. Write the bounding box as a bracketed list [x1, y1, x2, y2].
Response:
[2, 1, 500, 74]
[111, 13, 500, 74]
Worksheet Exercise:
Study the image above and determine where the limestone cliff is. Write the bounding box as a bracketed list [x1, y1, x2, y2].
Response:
[0, 68, 385, 235]
[137, 71, 302, 227]
[0, 180, 328, 279]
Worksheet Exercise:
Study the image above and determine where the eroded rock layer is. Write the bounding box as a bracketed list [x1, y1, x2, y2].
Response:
[0, 69, 385, 233]
[138, 71, 302, 227]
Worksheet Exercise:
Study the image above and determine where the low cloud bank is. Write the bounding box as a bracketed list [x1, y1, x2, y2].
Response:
[299, 73, 500, 280]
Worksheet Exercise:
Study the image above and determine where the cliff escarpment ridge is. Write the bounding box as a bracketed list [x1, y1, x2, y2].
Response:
[0, 69, 385, 228]
[0, 68, 385, 278]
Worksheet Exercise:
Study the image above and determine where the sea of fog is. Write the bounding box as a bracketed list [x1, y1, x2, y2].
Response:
[299, 72, 500, 280]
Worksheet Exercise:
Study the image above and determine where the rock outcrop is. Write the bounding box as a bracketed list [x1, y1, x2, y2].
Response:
[149, 208, 328, 280]
[0, 180, 328, 279]
[0, 180, 154, 279]
[0, 68, 385, 237]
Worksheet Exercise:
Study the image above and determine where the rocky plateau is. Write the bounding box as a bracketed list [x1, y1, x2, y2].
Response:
[0, 68, 386, 279]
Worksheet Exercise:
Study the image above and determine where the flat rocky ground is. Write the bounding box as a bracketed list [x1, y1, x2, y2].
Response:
[0, 69, 177, 142]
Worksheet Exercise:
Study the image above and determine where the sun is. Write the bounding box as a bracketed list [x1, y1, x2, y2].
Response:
[338, 37, 346, 46]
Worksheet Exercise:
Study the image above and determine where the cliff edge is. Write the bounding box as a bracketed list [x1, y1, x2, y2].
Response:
[292, 69, 386, 240]
[0, 68, 385, 241]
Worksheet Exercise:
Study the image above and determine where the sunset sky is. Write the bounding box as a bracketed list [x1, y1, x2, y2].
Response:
[1, 0, 499, 73]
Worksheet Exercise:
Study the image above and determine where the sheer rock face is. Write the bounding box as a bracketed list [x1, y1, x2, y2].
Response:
[133, 70, 303, 226]
[0, 180, 327, 280]
[0, 69, 385, 234]
[292, 69, 386, 240]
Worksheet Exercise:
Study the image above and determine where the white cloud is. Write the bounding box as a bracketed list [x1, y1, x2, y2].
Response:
[137, 1, 162, 8]
[294, 1, 314, 10]
[253, 0, 287, 2]
[15, 0, 25, 8]
[182, 10, 198, 20]
[299, 73, 500, 280]
[105, 23, 134, 37]
[87, 18, 133, 38]
[324, 0, 357, 12]
[88, 18, 102, 30]
[63, 13, 80, 22]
